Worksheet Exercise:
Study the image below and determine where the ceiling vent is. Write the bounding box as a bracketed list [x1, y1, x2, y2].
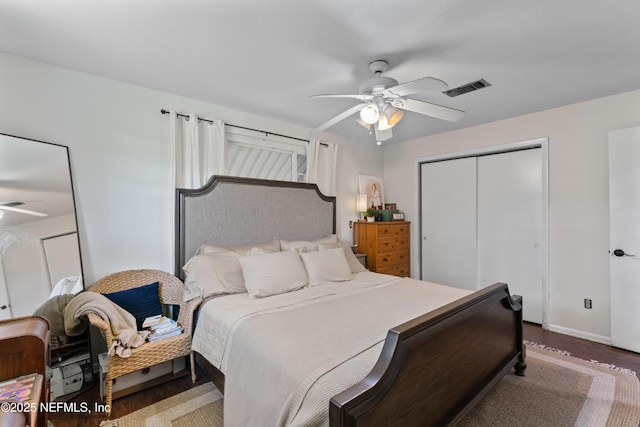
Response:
[443, 79, 491, 98]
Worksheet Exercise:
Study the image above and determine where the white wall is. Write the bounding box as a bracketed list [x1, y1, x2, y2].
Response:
[0, 52, 383, 286]
[384, 89, 640, 343]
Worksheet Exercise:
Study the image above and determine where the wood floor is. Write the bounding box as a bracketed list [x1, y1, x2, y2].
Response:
[47, 322, 640, 426]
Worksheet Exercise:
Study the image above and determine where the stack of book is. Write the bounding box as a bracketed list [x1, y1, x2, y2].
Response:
[142, 315, 183, 341]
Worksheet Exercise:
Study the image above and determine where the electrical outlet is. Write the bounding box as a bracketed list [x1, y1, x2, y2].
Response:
[348, 220, 353, 229]
[584, 298, 592, 309]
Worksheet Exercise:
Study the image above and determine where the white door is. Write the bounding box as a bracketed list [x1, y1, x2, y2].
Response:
[477, 149, 542, 323]
[421, 158, 477, 290]
[609, 127, 640, 352]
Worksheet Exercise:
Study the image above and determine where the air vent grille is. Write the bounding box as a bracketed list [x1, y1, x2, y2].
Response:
[443, 79, 491, 97]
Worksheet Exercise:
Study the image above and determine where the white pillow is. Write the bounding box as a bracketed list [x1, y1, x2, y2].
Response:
[280, 234, 338, 253]
[182, 246, 275, 300]
[182, 254, 230, 301]
[300, 247, 353, 286]
[317, 242, 367, 274]
[240, 251, 308, 298]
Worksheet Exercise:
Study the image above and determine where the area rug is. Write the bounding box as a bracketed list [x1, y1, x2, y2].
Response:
[105, 344, 640, 427]
[459, 343, 640, 426]
[103, 382, 223, 427]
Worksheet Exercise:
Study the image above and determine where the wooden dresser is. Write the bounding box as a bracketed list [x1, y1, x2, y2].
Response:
[354, 221, 410, 276]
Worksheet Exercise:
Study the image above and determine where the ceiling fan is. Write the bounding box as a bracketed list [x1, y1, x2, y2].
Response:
[311, 60, 465, 144]
[0, 201, 47, 217]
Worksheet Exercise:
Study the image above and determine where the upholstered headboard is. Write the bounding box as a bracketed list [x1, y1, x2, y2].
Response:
[175, 175, 336, 277]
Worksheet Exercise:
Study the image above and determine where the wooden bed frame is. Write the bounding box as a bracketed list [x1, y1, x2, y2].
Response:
[176, 175, 526, 426]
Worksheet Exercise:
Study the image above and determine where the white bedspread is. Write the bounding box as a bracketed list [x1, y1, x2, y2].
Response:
[192, 271, 471, 427]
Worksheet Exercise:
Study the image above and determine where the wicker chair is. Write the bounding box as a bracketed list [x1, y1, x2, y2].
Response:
[87, 269, 202, 416]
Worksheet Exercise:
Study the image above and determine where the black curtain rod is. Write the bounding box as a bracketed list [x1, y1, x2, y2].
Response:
[160, 108, 313, 144]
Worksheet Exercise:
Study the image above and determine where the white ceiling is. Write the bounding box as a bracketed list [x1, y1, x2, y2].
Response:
[1, 1, 640, 144]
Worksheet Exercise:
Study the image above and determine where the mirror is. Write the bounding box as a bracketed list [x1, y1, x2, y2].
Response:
[0, 133, 84, 321]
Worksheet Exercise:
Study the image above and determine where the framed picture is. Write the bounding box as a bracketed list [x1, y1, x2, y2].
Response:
[392, 212, 405, 220]
[358, 175, 384, 210]
[384, 203, 397, 211]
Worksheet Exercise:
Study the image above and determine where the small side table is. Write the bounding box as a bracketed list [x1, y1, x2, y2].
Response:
[355, 253, 367, 267]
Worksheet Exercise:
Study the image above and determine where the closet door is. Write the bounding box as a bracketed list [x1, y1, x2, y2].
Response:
[421, 158, 477, 290]
[477, 149, 542, 323]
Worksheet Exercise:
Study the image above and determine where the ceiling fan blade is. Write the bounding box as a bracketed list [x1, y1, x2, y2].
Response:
[392, 98, 465, 122]
[312, 103, 366, 133]
[310, 94, 373, 101]
[0, 205, 48, 217]
[383, 77, 448, 97]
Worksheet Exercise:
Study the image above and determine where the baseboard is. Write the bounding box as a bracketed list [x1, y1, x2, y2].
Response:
[547, 324, 612, 346]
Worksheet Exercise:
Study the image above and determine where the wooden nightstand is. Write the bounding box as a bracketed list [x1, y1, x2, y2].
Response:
[353, 221, 410, 276]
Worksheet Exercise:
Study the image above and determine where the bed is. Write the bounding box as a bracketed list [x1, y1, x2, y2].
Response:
[175, 175, 526, 427]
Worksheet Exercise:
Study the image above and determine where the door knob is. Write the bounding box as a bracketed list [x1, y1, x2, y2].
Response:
[611, 249, 635, 257]
[0, 305, 7, 310]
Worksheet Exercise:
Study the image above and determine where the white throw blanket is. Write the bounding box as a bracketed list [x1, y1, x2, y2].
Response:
[63, 291, 150, 357]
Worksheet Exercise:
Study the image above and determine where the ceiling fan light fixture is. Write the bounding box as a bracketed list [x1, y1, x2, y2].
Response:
[376, 114, 392, 131]
[355, 117, 372, 130]
[383, 104, 404, 126]
[360, 104, 379, 124]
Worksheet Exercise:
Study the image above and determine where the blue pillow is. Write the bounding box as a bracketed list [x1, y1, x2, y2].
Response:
[104, 281, 162, 330]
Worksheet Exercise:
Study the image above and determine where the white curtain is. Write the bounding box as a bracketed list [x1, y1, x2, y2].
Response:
[170, 109, 226, 189]
[169, 109, 225, 270]
[306, 139, 338, 196]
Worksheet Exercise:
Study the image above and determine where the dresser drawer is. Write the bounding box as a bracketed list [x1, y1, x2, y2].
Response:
[376, 263, 410, 277]
[376, 249, 409, 267]
[376, 223, 409, 238]
[378, 235, 409, 252]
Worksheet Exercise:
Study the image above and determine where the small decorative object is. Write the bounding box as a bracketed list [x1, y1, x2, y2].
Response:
[381, 209, 393, 221]
[366, 207, 378, 222]
[392, 212, 405, 220]
[384, 203, 397, 210]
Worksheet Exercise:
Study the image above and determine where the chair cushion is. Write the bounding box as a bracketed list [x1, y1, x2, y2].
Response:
[104, 281, 162, 330]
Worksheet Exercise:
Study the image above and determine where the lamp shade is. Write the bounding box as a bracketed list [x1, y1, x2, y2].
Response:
[357, 193, 368, 212]
[376, 114, 392, 131]
[383, 104, 404, 126]
[360, 104, 379, 124]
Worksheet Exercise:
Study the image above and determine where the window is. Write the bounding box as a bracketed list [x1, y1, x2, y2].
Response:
[225, 127, 307, 182]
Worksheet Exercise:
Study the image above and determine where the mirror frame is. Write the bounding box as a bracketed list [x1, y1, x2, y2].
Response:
[0, 132, 85, 319]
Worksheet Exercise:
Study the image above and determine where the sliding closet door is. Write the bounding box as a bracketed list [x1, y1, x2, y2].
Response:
[420, 147, 544, 323]
[421, 158, 477, 290]
[477, 149, 542, 323]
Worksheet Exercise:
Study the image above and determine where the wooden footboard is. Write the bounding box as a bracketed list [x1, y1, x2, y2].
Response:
[329, 282, 526, 427]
